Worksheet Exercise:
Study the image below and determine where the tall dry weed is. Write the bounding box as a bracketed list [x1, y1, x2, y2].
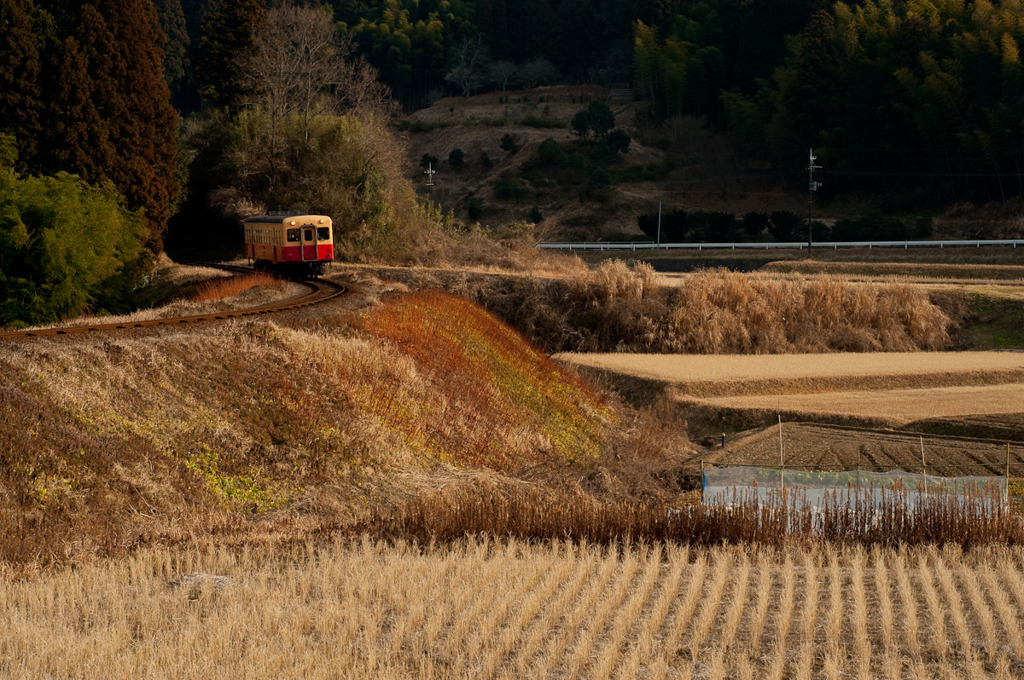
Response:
[458, 265, 953, 354]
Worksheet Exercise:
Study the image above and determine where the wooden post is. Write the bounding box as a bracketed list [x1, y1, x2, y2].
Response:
[699, 459, 705, 500]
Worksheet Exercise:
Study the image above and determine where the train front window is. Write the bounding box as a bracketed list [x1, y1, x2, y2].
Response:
[317, 227, 331, 241]
[287, 228, 300, 242]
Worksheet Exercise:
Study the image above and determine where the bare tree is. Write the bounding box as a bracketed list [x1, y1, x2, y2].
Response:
[445, 38, 487, 97]
[241, 4, 342, 146]
[488, 60, 517, 92]
[518, 58, 559, 89]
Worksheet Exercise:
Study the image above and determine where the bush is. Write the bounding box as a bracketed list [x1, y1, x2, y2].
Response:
[467, 196, 484, 221]
[448, 148, 464, 169]
[537, 137, 562, 165]
[420, 153, 439, 169]
[0, 167, 146, 325]
[479, 151, 493, 169]
[529, 205, 543, 223]
[494, 170, 527, 200]
[500, 133, 520, 153]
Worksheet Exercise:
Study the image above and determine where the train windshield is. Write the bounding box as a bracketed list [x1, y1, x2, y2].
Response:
[317, 227, 331, 241]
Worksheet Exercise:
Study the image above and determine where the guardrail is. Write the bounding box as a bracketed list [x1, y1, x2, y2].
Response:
[537, 239, 1024, 252]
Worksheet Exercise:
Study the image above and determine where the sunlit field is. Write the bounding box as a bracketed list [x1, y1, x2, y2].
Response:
[3, 539, 1023, 679]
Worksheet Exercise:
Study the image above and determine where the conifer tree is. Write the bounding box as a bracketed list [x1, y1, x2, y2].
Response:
[0, 0, 41, 171]
[32, 0, 181, 251]
[193, 0, 265, 107]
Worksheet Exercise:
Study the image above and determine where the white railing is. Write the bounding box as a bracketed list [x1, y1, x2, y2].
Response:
[537, 239, 1024, 252]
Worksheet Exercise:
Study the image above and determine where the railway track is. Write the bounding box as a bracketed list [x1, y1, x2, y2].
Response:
[0, 265, 346, 340]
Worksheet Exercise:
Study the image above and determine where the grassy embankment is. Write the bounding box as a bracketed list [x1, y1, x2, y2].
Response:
[0, 289, 658, 568]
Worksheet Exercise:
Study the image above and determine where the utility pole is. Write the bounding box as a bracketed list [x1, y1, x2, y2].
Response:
[807, 148, 822, 255]
[424, 162, 437, 188]
[656, 201, 662, 249]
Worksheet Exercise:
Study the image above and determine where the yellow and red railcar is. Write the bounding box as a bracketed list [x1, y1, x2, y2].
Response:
[244, 214, 334, 277]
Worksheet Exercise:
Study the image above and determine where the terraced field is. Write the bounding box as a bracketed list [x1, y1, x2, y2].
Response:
[557, 350, 1024, 474]
[5, 540, 1024, 679]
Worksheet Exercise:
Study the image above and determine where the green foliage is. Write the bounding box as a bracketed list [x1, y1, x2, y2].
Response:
[466, 196, 484, 221]
[420, 153, 439, 169]
[192, 0, 264, 107]
[448, 148, 464, 169]
[578, 168, 612, 203]
[479, 151, 493, 170]
[494, 170, 527, 201]
[571, 101, 616, 140]
[0, 166, 146, 326]
[529, 205, 543, 224]
[500, 133, 521, 153]
[537, 138, 562, 165]
[340, 0, 476, 109]
[0, 0, 181, 252]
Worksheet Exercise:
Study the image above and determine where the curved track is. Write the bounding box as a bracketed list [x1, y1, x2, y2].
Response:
[0, 265, 346, 340]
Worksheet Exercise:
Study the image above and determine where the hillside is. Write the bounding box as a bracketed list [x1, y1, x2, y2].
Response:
[0, 275, 690, 568]
[398, 85, 796, 242]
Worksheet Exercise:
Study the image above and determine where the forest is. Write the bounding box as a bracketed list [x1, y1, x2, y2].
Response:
[2, 0, 1024, 324]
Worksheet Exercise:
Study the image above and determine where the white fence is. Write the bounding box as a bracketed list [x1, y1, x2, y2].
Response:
[702, 466, 1008, 514]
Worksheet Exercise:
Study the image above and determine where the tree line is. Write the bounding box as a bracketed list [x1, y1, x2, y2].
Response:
[5, 0, 1024, 325]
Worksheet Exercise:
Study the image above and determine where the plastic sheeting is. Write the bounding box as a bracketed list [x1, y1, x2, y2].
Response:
[702, 466, 1007, 512]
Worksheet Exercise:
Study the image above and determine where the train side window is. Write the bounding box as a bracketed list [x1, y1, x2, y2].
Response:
[287, 228, 300, 242]
[317, 227, 330, 241]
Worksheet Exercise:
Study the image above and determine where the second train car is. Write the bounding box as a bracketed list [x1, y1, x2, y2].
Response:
[244, 213, 334, 278]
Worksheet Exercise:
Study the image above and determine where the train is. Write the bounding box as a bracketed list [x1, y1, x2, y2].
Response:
[243, 213, 335, 278]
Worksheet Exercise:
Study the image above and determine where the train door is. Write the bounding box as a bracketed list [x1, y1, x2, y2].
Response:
[301, 225, 317, 261]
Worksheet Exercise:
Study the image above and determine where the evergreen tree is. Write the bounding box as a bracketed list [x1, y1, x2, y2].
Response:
[0, 0, 41, 172]
[193, 0, 265, 107]
[31, 0, 181, 251]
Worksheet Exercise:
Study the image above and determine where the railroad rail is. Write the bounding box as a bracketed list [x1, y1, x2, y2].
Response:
[0, 265, 346, 340]
[538, 239, 1024, 252]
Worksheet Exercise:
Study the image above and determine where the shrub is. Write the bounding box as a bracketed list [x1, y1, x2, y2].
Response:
[500, 133, 520, 153]
[537, 137, 562, 165]
[529, 205, 543, 223]
[494, 170, 527, 200]
[448, 148, 464, 169]
[420, 153, 439, 169]
[0, 167, 146, 326]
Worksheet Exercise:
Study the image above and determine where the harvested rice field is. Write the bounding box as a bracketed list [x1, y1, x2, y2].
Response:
[558, 350, 1024, 475]
[700, 383, 1024, 425]
[5, 539, 1024, 680]
[556, 351, 1024, 388]
[558, 351, 1024, 426]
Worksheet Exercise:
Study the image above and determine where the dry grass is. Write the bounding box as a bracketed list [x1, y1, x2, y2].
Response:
[0, 288, 683, 567]
[376, 478, 1024, 549]
[431, 260, 956, 354]
[188, 271, 283, 302]
[339, 260, 960, 354]
[4, 539, 1024, 679]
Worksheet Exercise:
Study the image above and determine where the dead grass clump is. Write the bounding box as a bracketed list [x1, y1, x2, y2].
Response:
[188, 272, 283, 302]
[379, 482, 1024, 549]
[442, 266, 953, 354]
